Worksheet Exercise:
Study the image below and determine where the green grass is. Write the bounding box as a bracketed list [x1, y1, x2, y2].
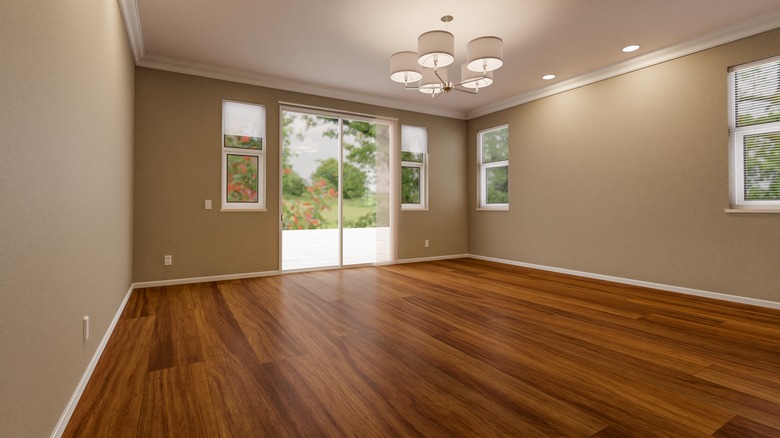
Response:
[321, 197, 375, 228]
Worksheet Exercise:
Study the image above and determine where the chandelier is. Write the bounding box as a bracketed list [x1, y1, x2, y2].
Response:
[390, 15, 503, 98]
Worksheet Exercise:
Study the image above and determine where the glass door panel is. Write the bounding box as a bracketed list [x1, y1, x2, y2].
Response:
[342, 118, 392, 266]
[281, 110, 340, 270]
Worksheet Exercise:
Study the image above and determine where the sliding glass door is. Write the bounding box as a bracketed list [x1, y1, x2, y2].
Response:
[281, 108, 392, 271]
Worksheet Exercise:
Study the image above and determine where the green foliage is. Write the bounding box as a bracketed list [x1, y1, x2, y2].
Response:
[224, 134, 262, 150]
[744, 132, 780, 200]
[401, 151, 424, 163]
[486, 166, 509, 204]
[481, 127, 509, 163]
[401, 166, 421, 204]
[226, 155, 258, 202]
[282, 179, 337, 230]
[480, 126, 509, 204]
[322, 119, 387, 178]
[344, 212, 376, 228]
[281, 111, 387, 229]
[735, 60, 780, 128]
[311, 158, 368, 200]
[282, 166, 306, 197]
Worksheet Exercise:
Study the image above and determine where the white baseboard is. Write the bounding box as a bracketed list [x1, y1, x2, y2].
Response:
[396, 254, 470, 264]
[132, 269, 280, 289]
[469, 254, 780, 311]
[50, 284, 134, 438]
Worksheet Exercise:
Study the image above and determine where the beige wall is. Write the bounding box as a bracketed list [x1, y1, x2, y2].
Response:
[0, 1, 135, 437]
[468, 28, 780, 302]
[134, 68, 468, 282]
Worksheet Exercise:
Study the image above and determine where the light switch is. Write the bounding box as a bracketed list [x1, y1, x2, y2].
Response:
[205, 200, 212, 210]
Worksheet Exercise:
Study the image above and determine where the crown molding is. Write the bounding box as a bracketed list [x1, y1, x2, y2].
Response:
[117, 0, 144, 63]
[137, 54, 468, 119]
[466, 9, 780, 119]
[118, 0, 780, 121]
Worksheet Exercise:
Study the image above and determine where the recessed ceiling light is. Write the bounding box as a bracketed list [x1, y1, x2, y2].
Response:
[542, 74, 556, 80]
[622, 44, 640, 53]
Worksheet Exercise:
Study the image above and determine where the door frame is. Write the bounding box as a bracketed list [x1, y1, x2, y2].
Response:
[278, 103, 398, 272]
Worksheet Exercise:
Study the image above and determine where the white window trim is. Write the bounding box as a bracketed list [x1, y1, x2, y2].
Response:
[221, 100, 266, 211]
[401, 125, 428, 211]
[401, 159, 428, 210]
[727, 56, 780, 212]
[477, 124, 509, 211]
[731, 122, 780, 208]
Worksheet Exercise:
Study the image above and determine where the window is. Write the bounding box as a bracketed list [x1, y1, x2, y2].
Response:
[477, 125, 509, 210]
[729, 56, 780, 210]
[401, 125, 427, 210]
[222, 100, 266, 210]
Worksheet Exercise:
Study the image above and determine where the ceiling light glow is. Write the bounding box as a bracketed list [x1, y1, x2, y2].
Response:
[622, 44, 640, 53]
[542, 74, 556, 80]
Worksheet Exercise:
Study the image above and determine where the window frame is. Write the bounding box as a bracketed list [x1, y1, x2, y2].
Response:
[221, 99, 266, 211]
[728, 55, 780, 211]
[477, 124, 509, 211]
[401, 125, 428, 211]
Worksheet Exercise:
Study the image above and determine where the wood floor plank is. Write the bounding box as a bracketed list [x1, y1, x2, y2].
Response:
[486, 316, 780, 431]
[147, 285, 203, 371]
[713, 415, 780, 438]
[436, 322, 730, 436]
[65, 259, 780, 436]
[63, 316, 155, 437]
[219, 280, 307, 364]
[120, 287, 159, 319]
[695, 364, 780, 405]
[138, 362, 218, 437]
[348, 324, 607, 437]
[331, 332, 550, 437]
[188, 282, 295, 437]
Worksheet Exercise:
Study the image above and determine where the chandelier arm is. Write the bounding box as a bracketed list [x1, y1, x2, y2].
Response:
[452, 85, 478, 95]
[433, 68, 446, 86]
[459, 74, 487, 87]
[404, 84, 421, 91]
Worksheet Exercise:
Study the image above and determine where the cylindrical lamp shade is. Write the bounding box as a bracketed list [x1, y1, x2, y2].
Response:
[417, 30, 454, 68]
[466, 36, 503, 72]
[419, 67, 447, 94]
[460, 64, 493, 89]
[390, 51, 423, 83]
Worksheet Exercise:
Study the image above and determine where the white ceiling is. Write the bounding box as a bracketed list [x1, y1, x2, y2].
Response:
[120, 0, 780, 119]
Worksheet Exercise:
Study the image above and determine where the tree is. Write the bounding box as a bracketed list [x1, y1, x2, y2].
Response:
[744, 131, 780, 200]
[401, 167, 420, 204]
[282, 166, 306, 197]
[311, 158, 367, 200]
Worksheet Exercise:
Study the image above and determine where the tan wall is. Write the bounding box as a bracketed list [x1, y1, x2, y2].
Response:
[468, 28, 780, 302]
[0, 1, 135, 436]
[133, 68, 468, 282]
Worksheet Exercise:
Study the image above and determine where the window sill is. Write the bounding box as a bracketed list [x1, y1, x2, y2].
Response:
[725, 208, 780, 214]
[477, 206, 509, 212]
[220, 208, 267, 212]
[401, 206, 428, 212]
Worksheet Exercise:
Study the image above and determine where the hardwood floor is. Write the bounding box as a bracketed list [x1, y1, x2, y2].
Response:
[64, 259, 780, 437]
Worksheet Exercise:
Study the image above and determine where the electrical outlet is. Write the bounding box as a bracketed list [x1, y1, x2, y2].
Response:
[424, 239, 430, 248]
[83, 316, 89, 342]
[164, 255, 172, 266]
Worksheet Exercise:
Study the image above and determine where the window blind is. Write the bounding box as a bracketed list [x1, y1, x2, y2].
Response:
[734, 58, 780, 128]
